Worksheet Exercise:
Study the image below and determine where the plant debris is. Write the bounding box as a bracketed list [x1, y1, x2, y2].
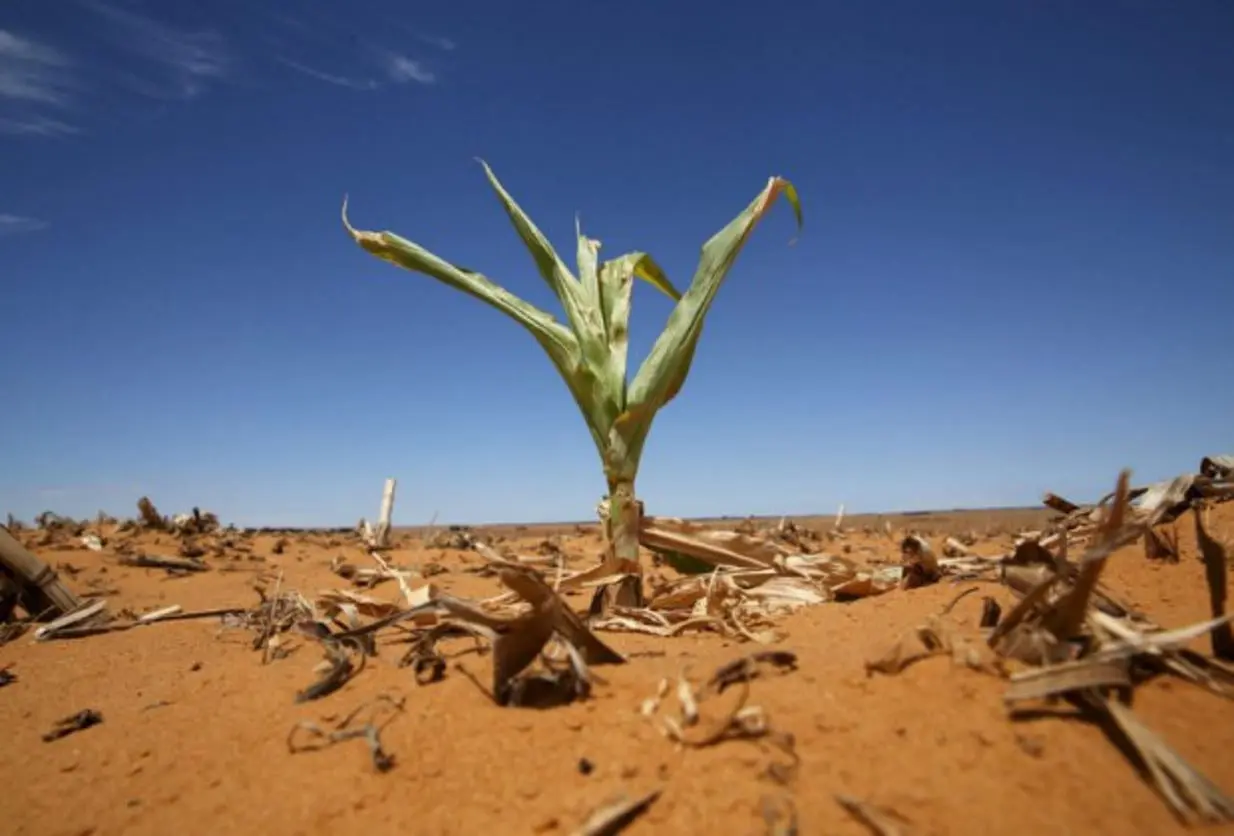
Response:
[866, 590, 1002, 677]
[851, 461, 1234, 823]
[569, 788, 662, 836]
[118, 554, 209, 574]
[760, 795, 799, 836]
[287, 695, 404, 772]
[989, 470, 1234, 822]
[834, 793, 910, 836]
[642, 651, 800, 784]
[42, 709, 103, 742]
[4, 455, 1233, 832]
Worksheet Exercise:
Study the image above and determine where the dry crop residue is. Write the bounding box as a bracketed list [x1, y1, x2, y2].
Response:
[1, 502, 1233, 835]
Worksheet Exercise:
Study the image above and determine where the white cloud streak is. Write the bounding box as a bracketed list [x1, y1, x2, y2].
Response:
[275, 57, 377, 91]
[0, 29, 75, 105]
[1, 9, 451, 140]
[383, 54, 436, 85]
[0, 214, 49, 236]
[0, 115, 80, 136]
[417, 34, 457, 51]
[84, 2, 231, 100]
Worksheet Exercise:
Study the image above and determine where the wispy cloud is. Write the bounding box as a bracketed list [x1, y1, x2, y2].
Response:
[382, 53, 435, 85]
[276, 57, 377, 91]
[264, 13, 445, 92]
[417, 34, 457, 52]
[2, 8, 450, 140]
[0, 214, 49, 236]
[0, 29, 75, 105]
[0, 29, 80, 137]
[0, 115, 80, 137]
[84, 2, 231, 100]
[277, 48, 439, 91]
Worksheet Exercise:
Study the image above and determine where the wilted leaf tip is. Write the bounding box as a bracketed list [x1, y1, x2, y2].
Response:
[340, 193, 359, 239]
[339, 194, 384, 250]
[771, 177, 804, 247]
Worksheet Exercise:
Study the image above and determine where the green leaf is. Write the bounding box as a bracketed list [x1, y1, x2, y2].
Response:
[340, 197, 611, 455]
[632, 257, 682, 303]
[476, 160, 607, 354]
[575, 217, 603, 310]
[342, 166, 802, 502]
[624, 177, 802, 432]
[476, 161, 623, 436]
[596, 252, 676, 390]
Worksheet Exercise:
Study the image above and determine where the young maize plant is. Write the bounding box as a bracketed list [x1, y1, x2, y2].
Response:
[342, 161, 801, 596]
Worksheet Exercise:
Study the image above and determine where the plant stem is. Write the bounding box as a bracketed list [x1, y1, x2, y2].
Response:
[606, 479, 643, 570]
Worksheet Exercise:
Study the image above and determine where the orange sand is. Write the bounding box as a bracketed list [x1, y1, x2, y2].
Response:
[2, 506, 1233, 835]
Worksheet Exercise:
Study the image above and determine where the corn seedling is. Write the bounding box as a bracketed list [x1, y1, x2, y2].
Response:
[342, 160, 801, 593]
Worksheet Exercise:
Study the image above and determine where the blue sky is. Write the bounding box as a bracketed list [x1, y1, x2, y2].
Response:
[1, 0, 1231, 527]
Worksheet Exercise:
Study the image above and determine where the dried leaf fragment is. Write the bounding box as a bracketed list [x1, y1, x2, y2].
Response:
[707, 650, 798, 694]
[865, 618, 951, 676]
[482, 565, 625, 707]
[1004, 658, 1131, 703]
[834, 794, 909, 836]
[570, 788, 662, 836]
[42, 709, 103, 742]
[899, 535, 940, 589]
[760, 795, 799, 836]
[1092, 693, 1234, 823]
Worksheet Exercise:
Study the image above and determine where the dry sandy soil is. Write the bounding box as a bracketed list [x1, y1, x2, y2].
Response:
[2, 503, 1233, 836]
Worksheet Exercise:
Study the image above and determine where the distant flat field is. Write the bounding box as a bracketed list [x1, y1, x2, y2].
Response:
[394, 505, 1060, 539]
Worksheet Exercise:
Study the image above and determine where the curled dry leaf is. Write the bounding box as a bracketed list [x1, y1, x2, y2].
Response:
[867, 604, 1001, 678]
[899, 535, 940, 589]
[287, 695, 404, 773]
[661, 678, 765, 747]
[435, 564, 629, 707]
[706, 650, 798, 695]
[295, 635, 366, 703]
[651, 652, 799, 783]
[399, 622, 487, 685]
[865, 617, 952, 676]
[498, 565, 625, 667]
